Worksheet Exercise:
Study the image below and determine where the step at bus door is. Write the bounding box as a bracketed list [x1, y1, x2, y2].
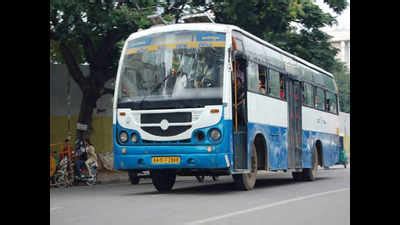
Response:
[287, 79, 303, 169]
[232, 57, 248, 170]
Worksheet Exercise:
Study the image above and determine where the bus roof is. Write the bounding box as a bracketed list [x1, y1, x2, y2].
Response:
[127, 23, 334, 78]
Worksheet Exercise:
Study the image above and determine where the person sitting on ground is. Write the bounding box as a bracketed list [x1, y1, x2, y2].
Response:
[59, 138, 73, 161]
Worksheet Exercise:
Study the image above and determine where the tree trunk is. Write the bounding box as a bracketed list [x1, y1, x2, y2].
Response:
[77, 88, 99, 140]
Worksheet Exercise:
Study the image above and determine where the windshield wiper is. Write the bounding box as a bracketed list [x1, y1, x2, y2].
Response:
[137, 73, 173, 109]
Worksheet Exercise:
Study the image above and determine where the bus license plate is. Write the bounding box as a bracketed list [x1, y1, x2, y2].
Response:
[152, 156, 181, 164]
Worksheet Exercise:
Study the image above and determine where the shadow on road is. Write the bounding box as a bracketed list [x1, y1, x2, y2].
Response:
[122, 176, 330, 196]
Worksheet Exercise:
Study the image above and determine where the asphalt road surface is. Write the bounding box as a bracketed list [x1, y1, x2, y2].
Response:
[50, 166, 350, 225]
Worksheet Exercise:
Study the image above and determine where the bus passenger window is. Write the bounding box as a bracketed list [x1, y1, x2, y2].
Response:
[267, 69, 280, 98]
[303, 83, 313, 107]
[258, 65, 267, 94]
[315, 87, 325, 111]
[247, 61, 259, 93]
[326, 91, 338, 114]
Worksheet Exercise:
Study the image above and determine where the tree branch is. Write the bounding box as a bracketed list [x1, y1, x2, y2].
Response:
[80, 33, 96, 64]
[59, 42, 88, 90]
[96, 29, 129, 67]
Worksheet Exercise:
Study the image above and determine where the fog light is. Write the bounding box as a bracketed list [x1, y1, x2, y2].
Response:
[209, 128, 221, 141]
[119, 131, 128, 143]
[207, 146, 212, 152]
[131, 133, 138, 143]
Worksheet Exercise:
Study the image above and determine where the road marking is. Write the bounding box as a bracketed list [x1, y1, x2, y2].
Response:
[186, 187, 350, 225]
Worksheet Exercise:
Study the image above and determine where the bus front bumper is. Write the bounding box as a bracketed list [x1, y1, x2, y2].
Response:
[114, 152, 231, 171]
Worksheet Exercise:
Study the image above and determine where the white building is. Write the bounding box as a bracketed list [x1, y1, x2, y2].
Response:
[328, 29, 350, 70]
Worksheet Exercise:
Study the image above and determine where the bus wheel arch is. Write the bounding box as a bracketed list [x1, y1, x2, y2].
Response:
[254, 133, 267, 170]
[315, 140, 323, 167]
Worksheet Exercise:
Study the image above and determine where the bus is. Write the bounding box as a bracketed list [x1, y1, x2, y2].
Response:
[113, 23, 340, 192]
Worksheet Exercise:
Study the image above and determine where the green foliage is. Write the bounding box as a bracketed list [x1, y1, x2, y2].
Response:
[331, 61, 350, 112]
[211, 0, 347, 73]
[50, 0, 156, 65]
[210, 0, 349, 111]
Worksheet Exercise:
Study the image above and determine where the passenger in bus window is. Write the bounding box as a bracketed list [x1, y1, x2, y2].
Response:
[258, 76, 266, 94]
[325, 99, 330, 111]
[279, 77, 285, 99]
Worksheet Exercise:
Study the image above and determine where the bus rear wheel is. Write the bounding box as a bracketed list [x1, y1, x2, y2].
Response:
[303, 150, 318, 181]
[292, 172, 303, 181]
[233, 144, 257, 190]
[151, 170, 176, 192]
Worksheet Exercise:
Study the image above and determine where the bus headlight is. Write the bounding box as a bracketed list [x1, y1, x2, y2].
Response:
[119, 131, 128, 143]
[209, 128, 221, 141]
[131, 133, 138, 143]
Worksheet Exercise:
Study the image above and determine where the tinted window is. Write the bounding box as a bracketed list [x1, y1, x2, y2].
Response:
[303, 83, 313, 107]
[326, 91, 338, 114]
[315, 87, 325, 111]
[267, 69, 280, 98]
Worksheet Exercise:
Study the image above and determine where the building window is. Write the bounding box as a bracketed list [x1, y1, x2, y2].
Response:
[303, 82, 313, 107]
[267, 69, 280, 98]
[315, 87, 325, 111]
[326, 91, 338, 114]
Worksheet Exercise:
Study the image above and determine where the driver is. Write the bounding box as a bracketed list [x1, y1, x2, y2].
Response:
[195, 56, 215, 88]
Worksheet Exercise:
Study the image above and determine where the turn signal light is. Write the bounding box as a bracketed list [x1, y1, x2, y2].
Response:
[210, 109, 219, 114]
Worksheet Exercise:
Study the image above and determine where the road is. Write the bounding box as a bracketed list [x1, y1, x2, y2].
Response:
[50, 166, 349, 225]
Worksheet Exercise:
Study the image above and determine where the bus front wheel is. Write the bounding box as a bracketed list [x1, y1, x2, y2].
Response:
[128, 171, 140, 185]
[233, 144, 258, 190]
[151, 170, 176, 192]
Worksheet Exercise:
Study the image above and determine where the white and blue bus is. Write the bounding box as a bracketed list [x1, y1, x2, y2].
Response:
[113, 23, 340, 192]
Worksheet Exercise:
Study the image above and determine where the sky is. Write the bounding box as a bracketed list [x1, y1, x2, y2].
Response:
[315, 0, 350, 32]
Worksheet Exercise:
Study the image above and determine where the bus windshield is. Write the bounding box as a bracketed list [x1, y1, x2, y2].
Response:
[117, 30, 226, 109]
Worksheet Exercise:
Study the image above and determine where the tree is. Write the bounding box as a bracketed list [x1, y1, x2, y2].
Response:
[331, 61, 350, 113]
[50, 0, 156, 138]
[208, 0, 348, 73]
[184, 0, 350, 111]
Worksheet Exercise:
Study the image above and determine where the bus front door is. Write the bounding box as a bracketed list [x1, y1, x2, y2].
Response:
[232, 58, 248, 170]
[287, 79, 302, 169]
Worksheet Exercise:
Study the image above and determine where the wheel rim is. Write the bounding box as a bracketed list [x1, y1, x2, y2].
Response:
[247, 149, 258, 180]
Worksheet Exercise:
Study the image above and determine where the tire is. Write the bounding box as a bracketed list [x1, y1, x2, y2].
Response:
[303, 150, 318, 181]
[292, 171, 303, 181]
[151, 170, 176, 193]
[196, 175, 205, 183]
[128, 171, 140, 185]
[233, 144, 258, 190]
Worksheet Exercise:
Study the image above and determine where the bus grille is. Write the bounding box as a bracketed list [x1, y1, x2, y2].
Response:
[141, 112, 192, 124]
[141, 126, 191, 137]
